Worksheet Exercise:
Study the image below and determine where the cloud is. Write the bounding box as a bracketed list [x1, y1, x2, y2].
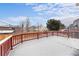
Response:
[50, 16, 79, 26]
[61, 16, 79, 26]
[29, 16, 47, 26]
[32, 4, 49, 11]
[25, 3, 38, 6]
[32, 3, 79, 18]
[2, 16, 28, 25]
[1, 3, 79, 27]
[0, 16, 47, 26]
[30, 3, 79, 26]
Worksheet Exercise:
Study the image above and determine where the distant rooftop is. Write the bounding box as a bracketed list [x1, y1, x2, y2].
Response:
[0, 30, 14, 34]
[0, 26, 13, 30]
[0, 26, 14, 34]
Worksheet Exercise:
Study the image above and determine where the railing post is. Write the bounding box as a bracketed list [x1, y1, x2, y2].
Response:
[46, 32, 48, 37]
[37, 33, 39, 39]
[10, 38, 13, 50]
[52, 32, 54, 36]
[57, 31, 58, 36]
[0, 45, 2, 56]
[21, 34, 23, 43]
[68, 32, 69, 38]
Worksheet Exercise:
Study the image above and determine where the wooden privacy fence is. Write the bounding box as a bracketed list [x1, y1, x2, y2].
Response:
[0, 31, 78, 56]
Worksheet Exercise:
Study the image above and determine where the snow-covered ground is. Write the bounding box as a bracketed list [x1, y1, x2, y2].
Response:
[9, 36, 79, 56]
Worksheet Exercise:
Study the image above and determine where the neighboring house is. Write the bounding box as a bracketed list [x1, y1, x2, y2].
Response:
[13, 26, 22, 33]
[68, 19, 79, 30]
[68, 24, 74, 29]
[73, 19, 79, 29]
[0, 26, 14, 34]
[68, 19, 79, 38]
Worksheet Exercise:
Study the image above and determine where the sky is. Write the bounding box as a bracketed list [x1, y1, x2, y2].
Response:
[0, 3, 79, 27]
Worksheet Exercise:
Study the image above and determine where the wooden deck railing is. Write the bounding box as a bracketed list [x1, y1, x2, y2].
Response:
[0, 31, 79, 56]
[0, 35, 12, 56]
[0, 31, 54, 56]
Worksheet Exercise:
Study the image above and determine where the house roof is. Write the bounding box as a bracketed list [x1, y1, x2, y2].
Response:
[0, 26, 14, 34]
[73, 19, 79, 24]
[0, 26, 13, 30]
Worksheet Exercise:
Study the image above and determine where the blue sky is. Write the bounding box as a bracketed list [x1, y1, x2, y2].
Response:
[0, 3, 79, 26]
[0, 3, 36, 17]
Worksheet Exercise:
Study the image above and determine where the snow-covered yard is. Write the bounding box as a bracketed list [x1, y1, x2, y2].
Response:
[9, 36, 79, 56]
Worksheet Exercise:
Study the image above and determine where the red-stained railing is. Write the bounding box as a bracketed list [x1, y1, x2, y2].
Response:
[0, 35, 12, 56]
[0, 31, 54, 56]
[0, 31, 78, 56]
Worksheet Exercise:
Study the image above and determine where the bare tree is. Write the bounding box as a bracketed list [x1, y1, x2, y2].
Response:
[36, 22, 43, 32]
[19, 21, 24, 33]
[19, 17, 31, 33]
[25, 17, 30, 32]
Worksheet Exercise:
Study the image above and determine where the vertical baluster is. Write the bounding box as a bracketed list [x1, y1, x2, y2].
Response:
[46, 32, 48, 37]
[0, 45, 2, 56]
[37, 32, 39, 39]
[3, 43, 5, 56]
[21, 34, 23, 43]
[10, 38, 13, 50]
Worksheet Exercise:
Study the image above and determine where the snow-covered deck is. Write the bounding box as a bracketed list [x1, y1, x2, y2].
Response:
[9, 36, 79, 56]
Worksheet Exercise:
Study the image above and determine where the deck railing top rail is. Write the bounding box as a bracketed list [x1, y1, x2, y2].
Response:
[0, 35, 12, 45]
